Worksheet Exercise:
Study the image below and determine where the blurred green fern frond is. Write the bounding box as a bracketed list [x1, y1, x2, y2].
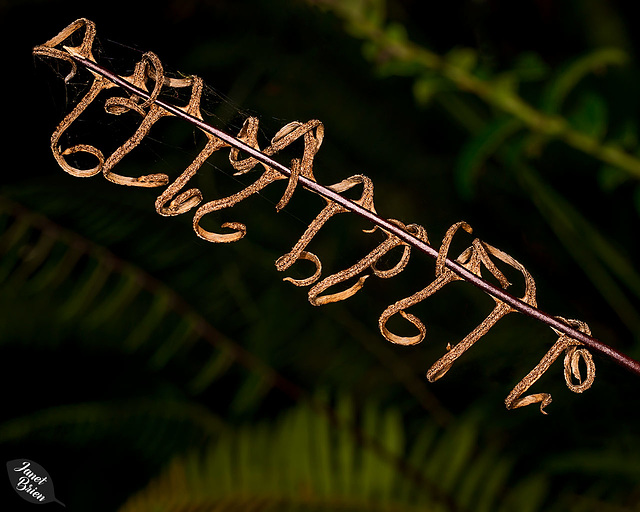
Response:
[118, 398, 547, 512]
[0, 194, 294, 414]
[0, 399, 225, 467]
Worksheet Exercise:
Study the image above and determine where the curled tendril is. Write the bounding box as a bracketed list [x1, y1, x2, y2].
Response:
[193, 119, 324, 243]
[308, 220, 425, 306]
[378, 221, 474, 347]
[33, 18, 97, 82]
[377, 221, 539, 384]
[427, 238, 537, 382]
[505, 318, 596, 414]
[34, 19, 598, 414]
[275, 174, 375, 284]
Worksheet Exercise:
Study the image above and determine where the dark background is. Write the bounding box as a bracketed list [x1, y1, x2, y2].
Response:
[1, 0, 639, 510]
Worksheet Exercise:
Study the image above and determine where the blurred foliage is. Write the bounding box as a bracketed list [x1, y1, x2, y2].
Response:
[118, 398, 547, 512]
[1, 0, 640, 511]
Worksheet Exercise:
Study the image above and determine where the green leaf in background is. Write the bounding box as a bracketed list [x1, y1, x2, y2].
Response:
[362, 0, 385, 28]
[413, 73, 447, 106]
[540, 47, 628, 114]
[116, 400, 544, 512]
[455, 117, 523, 198]
[0, 400, 226, 466]
[516, 162, 640, 333]
[598, 164, 631, 192]
[490, 72, 519, 101]
[510, 52, 550, 82]
[566, 90, 608, 140]
[384, 20, 408, 45]
[444, 47, 478, 73]
[375, 57, 425, 78]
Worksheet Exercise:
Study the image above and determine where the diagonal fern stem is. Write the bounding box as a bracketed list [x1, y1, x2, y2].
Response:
[70, 52, 640, 378]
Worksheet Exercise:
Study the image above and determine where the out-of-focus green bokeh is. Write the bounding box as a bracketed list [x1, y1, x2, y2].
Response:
[1, 0, 639, 510]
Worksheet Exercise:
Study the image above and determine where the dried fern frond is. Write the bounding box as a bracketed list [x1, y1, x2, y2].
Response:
[31, 18, 640, 413]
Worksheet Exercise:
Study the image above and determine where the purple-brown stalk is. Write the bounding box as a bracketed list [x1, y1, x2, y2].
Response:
[68, 52, 640, 378]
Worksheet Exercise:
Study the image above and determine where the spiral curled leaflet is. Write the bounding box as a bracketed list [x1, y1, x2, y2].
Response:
[33, 18, 597, 413]
[505, 318, 596, 414]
